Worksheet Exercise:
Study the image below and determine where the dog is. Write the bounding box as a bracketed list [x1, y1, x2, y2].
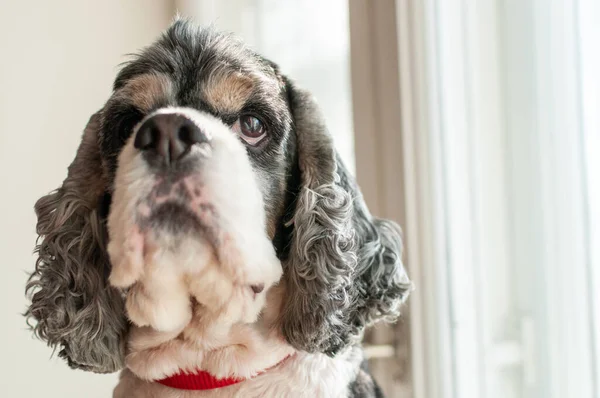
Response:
[25, 20, 412, 398]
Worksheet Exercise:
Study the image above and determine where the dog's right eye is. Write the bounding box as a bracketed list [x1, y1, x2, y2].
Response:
[101, 105, 145, 163]
[104, 105, 145, 145]
[232, 115, 266, 146]
[117, 108, 145, 143]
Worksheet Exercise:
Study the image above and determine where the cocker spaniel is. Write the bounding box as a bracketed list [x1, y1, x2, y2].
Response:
[26, 20, 411, 398]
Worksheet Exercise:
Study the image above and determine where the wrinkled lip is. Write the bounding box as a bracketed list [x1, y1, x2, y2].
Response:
[145, 202, 204, 236]
[132, 174, 221, 253]
[122, 200, 220, 273]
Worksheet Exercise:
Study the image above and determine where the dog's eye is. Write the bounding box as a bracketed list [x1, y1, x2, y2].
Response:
[233, 115, 266, 146]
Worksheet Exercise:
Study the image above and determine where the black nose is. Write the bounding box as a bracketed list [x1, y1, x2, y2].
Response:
[134, 113, 207, 165]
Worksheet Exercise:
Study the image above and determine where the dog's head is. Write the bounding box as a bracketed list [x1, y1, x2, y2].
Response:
[26, 20, 411, 373]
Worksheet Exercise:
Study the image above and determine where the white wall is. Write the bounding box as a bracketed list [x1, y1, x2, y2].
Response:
[0, 2, 354, 396]
[0, 1, 171, 396]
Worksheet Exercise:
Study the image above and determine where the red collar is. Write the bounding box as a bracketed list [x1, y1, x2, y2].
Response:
[155, 354, 294, 391]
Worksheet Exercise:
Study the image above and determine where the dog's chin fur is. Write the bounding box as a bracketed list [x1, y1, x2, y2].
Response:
[119, 286, 362, 398]
[121, 285, 296, 383]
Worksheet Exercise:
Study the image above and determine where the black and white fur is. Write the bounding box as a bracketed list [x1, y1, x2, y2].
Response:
[25, 20, 412, 397]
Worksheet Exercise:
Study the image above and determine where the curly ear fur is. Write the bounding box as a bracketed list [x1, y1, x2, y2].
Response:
[25, 112, 127, 373]
[281, 79, 412, 356]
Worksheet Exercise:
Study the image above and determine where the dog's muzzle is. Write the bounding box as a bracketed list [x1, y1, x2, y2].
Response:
[107, 106, 282, 332]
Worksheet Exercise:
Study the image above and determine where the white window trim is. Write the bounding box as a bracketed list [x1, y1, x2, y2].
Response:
[395, 1, 455, 397]
[578, 1, 600, 394]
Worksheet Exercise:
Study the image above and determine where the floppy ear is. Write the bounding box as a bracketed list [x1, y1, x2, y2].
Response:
[281, 79, 412, 356]
[25, 112, 127, 373]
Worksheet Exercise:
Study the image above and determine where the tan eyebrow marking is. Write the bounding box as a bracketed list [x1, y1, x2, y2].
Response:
[119, 73, 174, 112]
[202, 72, 254, 114]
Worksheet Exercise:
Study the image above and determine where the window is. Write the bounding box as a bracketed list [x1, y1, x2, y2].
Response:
[385, 1, 600, 397]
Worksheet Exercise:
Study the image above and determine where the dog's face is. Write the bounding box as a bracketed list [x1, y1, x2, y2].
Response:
[26, 21, 411, 373]
[103, 27, 296, 333]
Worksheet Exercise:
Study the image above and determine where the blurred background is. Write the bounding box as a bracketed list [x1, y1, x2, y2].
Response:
[0, 1, 597, 397]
